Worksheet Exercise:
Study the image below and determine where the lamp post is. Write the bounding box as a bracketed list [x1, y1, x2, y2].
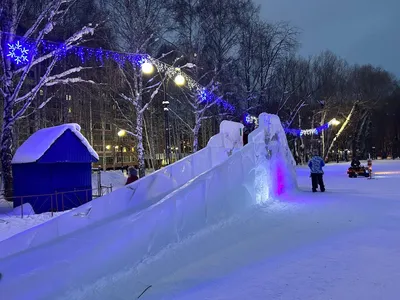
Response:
[141, 61, 186, 166]
[117, 129, 126, 169]
[163, 100, 170, 165]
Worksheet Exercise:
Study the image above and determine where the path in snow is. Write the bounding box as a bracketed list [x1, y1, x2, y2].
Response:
[61, 160, 400, 300]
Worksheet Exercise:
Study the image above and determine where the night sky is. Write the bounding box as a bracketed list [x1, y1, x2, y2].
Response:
[254, 0, 400, 77]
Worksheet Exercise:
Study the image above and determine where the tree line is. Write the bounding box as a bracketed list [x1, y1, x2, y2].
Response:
[1, 0, 399, 198]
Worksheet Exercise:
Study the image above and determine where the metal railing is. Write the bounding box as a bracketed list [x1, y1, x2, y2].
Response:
[0, 185, 113, 219]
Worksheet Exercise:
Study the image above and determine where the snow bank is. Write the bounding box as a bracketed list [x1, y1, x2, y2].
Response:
[91, 170, 127, 192]
[12, 123, 98, 164]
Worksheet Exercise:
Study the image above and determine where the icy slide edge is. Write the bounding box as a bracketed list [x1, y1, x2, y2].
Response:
[0, 142, 229, 259]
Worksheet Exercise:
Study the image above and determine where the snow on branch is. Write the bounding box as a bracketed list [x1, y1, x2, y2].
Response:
[44, 66, 91, 84]
[45, 77, 95, 86]
[38, 95, 55, 109]
[139, 82, 162, 114]
[15, 66, 92, 103]
[23, 0, 63, 39]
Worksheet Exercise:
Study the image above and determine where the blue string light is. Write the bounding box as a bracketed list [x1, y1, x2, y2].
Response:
[243, 113, 257, 125]
[285, 121, 335, 137]
[242, 113, 338, 136]
[196, 88, 234, 112]
[3, 31, 235, 113]
[7, 40, 30, 64]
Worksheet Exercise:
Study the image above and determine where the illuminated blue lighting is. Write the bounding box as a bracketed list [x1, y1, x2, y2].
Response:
[285, 122, 333, 137]
[243, 113, 258, 126]
[196, 88, 235, 112]
[4, 32, 236, 113]
[7, 41, 30, 64]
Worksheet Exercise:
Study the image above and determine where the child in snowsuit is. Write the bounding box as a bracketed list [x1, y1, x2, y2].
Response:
[308, 150, 325, 192]
[126, 167, 139, 185]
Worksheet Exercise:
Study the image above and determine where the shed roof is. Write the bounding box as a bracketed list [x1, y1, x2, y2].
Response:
[12, 123, 99, 164]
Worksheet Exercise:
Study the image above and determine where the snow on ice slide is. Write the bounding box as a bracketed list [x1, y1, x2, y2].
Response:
[0, 113, 297, 300]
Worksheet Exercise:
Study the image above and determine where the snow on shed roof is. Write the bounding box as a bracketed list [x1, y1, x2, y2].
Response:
[12, 123, 99, 164]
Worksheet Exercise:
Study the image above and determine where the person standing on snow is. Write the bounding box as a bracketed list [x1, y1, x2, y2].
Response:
[308, 149, 326, 192]
[125, 167, 139, 185]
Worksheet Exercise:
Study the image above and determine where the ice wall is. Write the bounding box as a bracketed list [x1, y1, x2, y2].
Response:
[0, 120, 247, 259]
[0, 148, 228, 259]
[0, 113, 297, 300]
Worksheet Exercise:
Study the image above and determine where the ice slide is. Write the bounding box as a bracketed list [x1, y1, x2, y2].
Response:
[0, 113, 297, 300]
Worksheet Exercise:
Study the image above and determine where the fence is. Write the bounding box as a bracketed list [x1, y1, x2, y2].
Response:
[0, 185, 113, 219]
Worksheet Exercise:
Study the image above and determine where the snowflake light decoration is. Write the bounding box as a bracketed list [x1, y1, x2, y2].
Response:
[7, 41, 29, 65]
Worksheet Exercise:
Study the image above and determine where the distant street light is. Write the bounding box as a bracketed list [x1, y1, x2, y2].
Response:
[141, 62, 154, 75]
[117, 129, 127, 137]
[329, 118, 340, 126]
[117, 130, 126, 168]
[174, 74, 185, 86]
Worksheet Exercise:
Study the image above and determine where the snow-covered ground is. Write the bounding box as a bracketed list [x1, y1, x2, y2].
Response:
[0, 171, 127, 242]
[58, 160, 400, 300]
[1, 160, 400, 300]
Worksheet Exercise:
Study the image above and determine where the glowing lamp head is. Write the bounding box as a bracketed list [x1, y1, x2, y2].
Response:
[141, 62, 154, 74]
[117, 130, 126, 137]
[174, 74, 185, 86]
[330, 118, 340, 126]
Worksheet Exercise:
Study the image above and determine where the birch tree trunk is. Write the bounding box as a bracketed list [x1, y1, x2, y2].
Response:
[89, 98, 94, 145]
[192, 112, 201, 152]
[136, 112, 145, 178]
[1, 101, 16, 200]
[326, 103, 357, 156]
[320, 111, 326, 159]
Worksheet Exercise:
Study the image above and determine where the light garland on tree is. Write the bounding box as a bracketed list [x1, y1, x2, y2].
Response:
[285, 118, 340, 137]
[243, 113, 258, 126]
[1, 31, 235, 112]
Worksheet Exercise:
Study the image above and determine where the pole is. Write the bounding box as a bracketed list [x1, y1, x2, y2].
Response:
[120, 144, 123, 169]
[163, 100, 170, 165]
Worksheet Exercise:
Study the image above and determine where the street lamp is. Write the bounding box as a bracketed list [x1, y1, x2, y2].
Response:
[174, 74, 185, 86]
[329, 118, 340, 126]
[140, 62, 187, 166]
[117, 129, 126, 137]
[163, 100, 170, 165]
[141, 62, 154, 75]
[117, 130, 126, 168]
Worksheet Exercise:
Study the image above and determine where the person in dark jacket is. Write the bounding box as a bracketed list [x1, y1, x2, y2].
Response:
[308, 149, 325, 192]
[351, 157, 361, 168]
[126, 167, 139, 185]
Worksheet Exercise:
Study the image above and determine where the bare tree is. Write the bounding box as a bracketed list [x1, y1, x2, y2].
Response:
[236, 20, 299, 113]
[0, 0, 96, 198]
[166, 0, 257, 151]
[102, 0, 173, 176]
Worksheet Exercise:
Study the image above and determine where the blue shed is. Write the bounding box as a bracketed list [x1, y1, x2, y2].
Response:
[11, 123, 99, 214]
